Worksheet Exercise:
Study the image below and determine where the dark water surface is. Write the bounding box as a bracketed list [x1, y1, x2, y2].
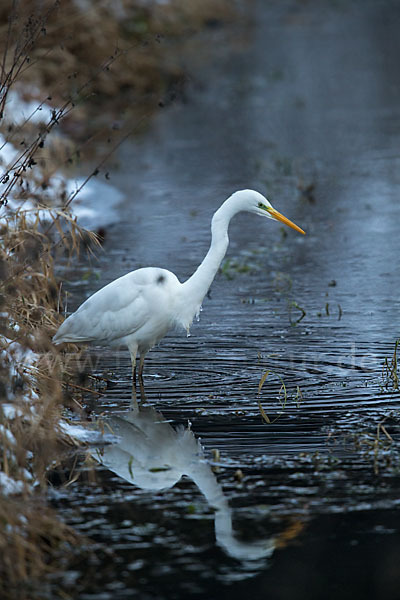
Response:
[54, 1, 400, 598]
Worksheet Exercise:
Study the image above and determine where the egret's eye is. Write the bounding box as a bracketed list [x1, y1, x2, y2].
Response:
[258, 202, 267, 210]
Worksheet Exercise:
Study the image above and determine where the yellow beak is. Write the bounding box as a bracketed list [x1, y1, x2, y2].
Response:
[267, 207, 306, 235]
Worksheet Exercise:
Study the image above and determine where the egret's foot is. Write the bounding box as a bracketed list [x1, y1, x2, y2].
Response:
[130, 372, 146, 407]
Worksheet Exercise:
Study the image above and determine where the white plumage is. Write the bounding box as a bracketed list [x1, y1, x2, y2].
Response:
[54, 268, 180, 347]
[53, 189, 305, 392]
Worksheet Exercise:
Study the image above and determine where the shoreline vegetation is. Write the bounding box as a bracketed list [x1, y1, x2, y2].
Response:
[0, 1, 232, 596]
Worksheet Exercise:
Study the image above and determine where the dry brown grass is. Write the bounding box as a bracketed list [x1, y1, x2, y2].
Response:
[0, 204, 94, 595]
[0, 494, 83, 600]
[0, 0, 233, 122]
[0, 1, 103, 587]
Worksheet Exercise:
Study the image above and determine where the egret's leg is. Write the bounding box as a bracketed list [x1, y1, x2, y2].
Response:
[138, 354, 145, 378]
[131, 381, 138, 409]
[129, 347, 138, 408]
[138, 354, 147, 402]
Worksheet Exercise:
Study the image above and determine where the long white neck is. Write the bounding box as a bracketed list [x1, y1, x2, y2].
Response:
[178, 198, 235, 329]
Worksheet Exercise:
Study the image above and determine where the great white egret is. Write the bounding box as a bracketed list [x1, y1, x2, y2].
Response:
[53, 189, 305, 393]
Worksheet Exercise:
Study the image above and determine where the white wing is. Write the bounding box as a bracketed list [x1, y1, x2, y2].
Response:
[53, 267, 177, 345]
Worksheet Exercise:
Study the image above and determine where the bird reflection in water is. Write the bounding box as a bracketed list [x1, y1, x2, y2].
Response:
[93, 405, 303, 562]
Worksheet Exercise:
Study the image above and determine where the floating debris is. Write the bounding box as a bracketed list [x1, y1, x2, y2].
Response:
[288, 300, 306, 325]
[382, 339, 399, 391]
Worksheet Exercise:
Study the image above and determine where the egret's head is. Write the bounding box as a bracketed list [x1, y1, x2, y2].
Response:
[237, 189, 306, 235]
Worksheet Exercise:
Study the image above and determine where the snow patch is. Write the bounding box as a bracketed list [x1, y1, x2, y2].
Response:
[1, 91, 124, 231]
[60, 421, 118, 444]
[64, 177, 124, 228]
[5, 90, 53, 126]
[0, 472, 25, 495]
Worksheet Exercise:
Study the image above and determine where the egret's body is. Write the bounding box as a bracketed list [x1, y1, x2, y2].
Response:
[53, 190, 305, 392]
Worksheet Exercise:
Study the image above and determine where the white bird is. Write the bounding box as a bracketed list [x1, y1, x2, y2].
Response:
[53, 189, 305, 394]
